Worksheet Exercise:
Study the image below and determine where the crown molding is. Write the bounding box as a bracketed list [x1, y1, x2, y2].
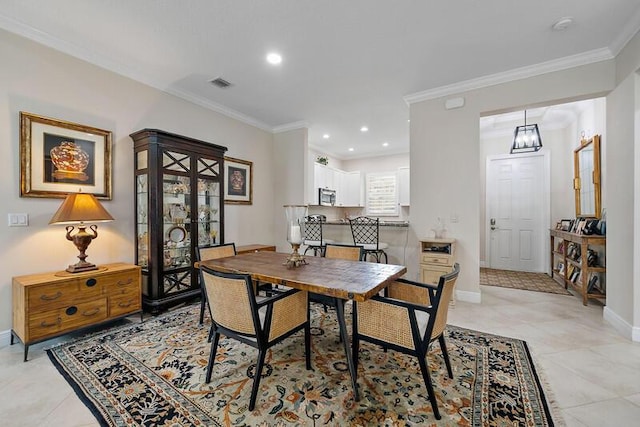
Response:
[272, 121, 309, 133]
[0, 13, 272, 132]
[403, 48, 614, 104]
[165, 87, 272, 131]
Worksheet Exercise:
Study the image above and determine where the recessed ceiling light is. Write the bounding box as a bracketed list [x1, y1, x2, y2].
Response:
[348, 148, 354, 152]
[552, 17, 573, 31]
[323, 134, 330, 139]
[360, 126, 368, 132]
[382, 142, 389, 147]
[266, 52, 282, 65]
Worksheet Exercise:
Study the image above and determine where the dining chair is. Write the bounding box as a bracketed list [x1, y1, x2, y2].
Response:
[196, 243, 237, 326]
[311, 244, 364, 312]
[352, 263, 460, 420]
[303, 215, 334, 256]
[199, 266, 311, 411]
[348, 216, 389, 263]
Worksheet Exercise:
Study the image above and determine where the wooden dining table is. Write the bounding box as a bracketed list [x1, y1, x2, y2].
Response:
[196, 250, 407, 401]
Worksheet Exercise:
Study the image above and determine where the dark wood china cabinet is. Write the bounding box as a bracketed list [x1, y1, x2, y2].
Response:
[130, 129, 227, 313]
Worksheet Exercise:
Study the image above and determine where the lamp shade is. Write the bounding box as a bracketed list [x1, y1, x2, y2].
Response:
[49, 193, 114, 225]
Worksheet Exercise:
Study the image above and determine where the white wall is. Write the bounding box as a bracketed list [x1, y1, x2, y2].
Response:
[273, 128, 308, 252]
[409, 60, 616, 302]
[0, 29, 275, 334]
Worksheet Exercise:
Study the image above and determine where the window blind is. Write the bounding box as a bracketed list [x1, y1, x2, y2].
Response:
[366, 172, 398, 216]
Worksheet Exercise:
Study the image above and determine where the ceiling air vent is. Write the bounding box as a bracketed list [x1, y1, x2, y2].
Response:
[209, 77, 232, 89]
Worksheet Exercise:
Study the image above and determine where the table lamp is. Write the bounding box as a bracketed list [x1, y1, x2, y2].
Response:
[49, 192, 114, 273]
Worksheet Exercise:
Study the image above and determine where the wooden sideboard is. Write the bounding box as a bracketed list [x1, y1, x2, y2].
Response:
[11, 263, 141, 361]
[550, 229, 606, 305]
[236, 244, 276, 254]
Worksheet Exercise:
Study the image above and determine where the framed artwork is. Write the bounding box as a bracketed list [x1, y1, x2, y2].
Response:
[20, 112, 112, 199]
[224, 156, 253, 205]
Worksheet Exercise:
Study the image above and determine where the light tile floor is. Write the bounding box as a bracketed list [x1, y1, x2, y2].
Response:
[1, 285, 640, 426]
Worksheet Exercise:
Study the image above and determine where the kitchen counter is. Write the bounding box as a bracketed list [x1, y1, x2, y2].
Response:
[324, 220, 409, 228]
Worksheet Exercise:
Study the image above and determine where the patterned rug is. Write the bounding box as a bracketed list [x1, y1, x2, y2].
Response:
[47, 304, 556, 426]
[480, 268, 571, 295]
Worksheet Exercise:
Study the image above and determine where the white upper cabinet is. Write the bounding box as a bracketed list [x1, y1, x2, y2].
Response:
[344, 171, 363, 207]
[312, 163, 362, 206]
[398, 166, 410, 206]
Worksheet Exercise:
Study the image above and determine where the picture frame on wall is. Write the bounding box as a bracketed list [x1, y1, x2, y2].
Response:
[224, 156, 253, 205]
[20, 112, 113, 199]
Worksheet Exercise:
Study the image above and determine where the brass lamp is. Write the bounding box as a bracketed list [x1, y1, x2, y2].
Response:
[49, 192, 114, 273]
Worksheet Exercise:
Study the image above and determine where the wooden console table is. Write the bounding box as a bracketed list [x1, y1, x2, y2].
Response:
[11, 263, 141, 361]
[236, 244, 276, 254]
[550, 229, 606, 305]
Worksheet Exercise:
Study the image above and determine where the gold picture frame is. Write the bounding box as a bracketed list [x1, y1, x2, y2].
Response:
[20, 112, 113, 199]
[224, 156, 252, 205]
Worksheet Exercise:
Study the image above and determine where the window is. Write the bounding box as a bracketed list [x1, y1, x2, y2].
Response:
[366, 172, 398, 216]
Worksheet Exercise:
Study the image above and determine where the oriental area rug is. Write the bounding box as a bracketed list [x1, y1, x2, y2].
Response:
[47, 304, 557, 426]
[480, 268, 571, 295]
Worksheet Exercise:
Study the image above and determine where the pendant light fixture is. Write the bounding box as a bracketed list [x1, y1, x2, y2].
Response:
[510, 110, 542, 154]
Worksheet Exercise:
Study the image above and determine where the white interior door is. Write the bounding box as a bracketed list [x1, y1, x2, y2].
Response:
[486, 153, 549, 272]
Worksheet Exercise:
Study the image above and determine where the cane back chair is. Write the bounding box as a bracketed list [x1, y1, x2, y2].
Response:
[199, 266, 311, 411]
[352, 263, 460, 420]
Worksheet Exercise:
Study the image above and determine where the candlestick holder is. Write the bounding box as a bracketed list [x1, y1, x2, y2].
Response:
[284, 204, 308, 268]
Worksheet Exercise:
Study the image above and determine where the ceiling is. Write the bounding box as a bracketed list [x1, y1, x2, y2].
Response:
[1, 1, 639, 159]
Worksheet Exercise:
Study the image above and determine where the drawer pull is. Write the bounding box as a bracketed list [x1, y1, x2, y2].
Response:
[82, 308, 101, 317]
[40, 291, 62, 301]
[40, 318, 61, 328]
[118, 301, 133, 308]
[85, 278, 97, 287]
[65, 306, 78, 316]
[117, 278, 133, 286]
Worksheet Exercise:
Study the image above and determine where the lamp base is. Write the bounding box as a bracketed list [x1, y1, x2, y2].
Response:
[66, 261, 98, 273]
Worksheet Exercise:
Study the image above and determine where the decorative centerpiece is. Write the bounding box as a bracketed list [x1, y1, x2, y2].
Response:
[284, 204, 308, 268]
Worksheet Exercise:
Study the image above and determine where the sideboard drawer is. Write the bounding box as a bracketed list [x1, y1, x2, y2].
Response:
[28, 298, 108, 341]
[110, 294, 141, 317]
[28, 278, 103, 312]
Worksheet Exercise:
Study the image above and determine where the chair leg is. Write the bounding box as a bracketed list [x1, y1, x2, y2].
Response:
[439, 335, 453, 379]
[417, 353, 441, 420]
[305, 323, 312, 370]
[205, 332, 221, 383]
[352, 332, 359, 372]
[249, 350, 267, 411]
[303, 246, 311, 256]
[207, 324, 214, 343]
[199, 287, 207, 325]
[382, 251, 388, 264]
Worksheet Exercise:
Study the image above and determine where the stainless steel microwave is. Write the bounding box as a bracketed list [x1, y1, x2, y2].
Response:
[319, 188, 336, 206]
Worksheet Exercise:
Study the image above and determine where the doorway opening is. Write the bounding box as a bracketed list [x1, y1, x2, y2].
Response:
[479, 98, 606, 280]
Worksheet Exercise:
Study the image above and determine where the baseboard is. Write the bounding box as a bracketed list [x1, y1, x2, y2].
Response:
[603, 307, 640, 342]
[456, 289, 481, 304]
[0, 329, 11, 348]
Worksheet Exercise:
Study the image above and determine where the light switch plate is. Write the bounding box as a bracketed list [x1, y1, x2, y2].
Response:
[8, 213, 29, 227]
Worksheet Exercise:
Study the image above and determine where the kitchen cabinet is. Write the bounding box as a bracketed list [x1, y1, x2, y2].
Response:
[313, 163, 361, 207]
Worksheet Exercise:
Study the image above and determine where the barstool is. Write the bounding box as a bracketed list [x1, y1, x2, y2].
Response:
[349, 216, 388, 263]
[303, 215, 333, 256]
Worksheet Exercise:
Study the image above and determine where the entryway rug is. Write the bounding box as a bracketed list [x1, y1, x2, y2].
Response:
[47, 304, 556, 426]
[480, 268, 571, 295]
